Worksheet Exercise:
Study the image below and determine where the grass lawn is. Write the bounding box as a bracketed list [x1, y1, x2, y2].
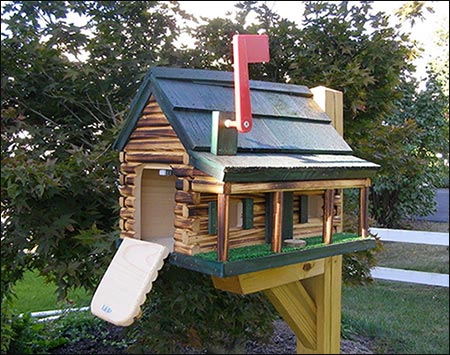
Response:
[342, 220, 449, 354]
[342, 281, 449, 354]
[10, 221, 449, 354]
[11, 270, 93, 314]
[376, 242, 449, 273]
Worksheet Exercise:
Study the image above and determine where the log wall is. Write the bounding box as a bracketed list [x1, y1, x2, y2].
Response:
[118, 96, 188, 243]
[118, 96, 343, 256]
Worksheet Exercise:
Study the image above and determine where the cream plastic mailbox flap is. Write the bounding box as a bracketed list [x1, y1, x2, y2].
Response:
[91, 238, 169, 326]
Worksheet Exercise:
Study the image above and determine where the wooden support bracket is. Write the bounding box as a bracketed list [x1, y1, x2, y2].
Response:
[211, 256, 343, 354]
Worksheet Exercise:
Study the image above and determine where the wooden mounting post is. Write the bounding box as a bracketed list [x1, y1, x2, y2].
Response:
[312, 86, 344, 234]
[296, 256, 342, 354]
[212, 255, 343, 354]
[322, 189, 335, 244]
[211, 111, 237, 156]
[217, 193, 230, 261]
[359, 187, 369, 237]
[271, 191, 283, 253]
[311, 86, 343, 136]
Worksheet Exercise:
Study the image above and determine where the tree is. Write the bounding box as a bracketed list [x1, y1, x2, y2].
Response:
[1, 2, 276, 352]
[2, 0, 447, 351]
[188, 1, 448, 227]
[1, 0, 186, 299]
[357, 75, 448, 226]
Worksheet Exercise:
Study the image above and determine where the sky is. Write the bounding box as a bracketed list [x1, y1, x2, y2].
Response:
[2, 1, 447, 81]
[177, 1, 449, 81]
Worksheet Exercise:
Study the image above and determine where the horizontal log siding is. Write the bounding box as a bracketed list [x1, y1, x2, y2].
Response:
[116, 97, 345, 255]
[173, 189, 343, 256]
[118, 97, 188, 242]
[173, 192, 268, 255]
[292, 191, 342, 238]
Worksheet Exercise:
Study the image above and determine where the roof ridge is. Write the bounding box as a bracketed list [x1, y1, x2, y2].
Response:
[150, 66, 313, 97]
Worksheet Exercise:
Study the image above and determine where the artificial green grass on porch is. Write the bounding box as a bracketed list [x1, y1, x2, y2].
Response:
[196, 232, 361, 262]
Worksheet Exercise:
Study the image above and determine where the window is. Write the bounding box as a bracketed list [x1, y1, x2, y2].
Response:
[208, 198, 254, 234]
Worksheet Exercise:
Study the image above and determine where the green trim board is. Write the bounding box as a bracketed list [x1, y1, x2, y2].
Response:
[189, 151, 379, 182]
[168, 234, 376, 277]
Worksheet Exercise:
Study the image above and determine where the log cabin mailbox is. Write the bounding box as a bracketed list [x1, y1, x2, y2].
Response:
[91, 35, 379, 354]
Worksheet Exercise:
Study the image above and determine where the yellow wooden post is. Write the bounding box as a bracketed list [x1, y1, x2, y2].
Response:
[296, 256, 342, 354]
[311, 86, 344, 136]
[211, 256, 343, 354]
[311, 86, 344, 234]
[311, 87, 344, 353]
[211, 86, 346, 354]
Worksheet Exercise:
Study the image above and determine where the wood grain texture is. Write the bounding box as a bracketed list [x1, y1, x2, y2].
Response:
[212, 259, 325, 294]
[322, 189, 334, 244]
[124, 138, 184, 152]
[120, 162, 140, 175]
[124, 151, 185, 164]
[171, 164, 208, 177]
[265, 281, 317, 350]
[296, 256, 342, 354]
[217, 194, 230, 261]
[229, 178, 370, 194]
[359, 187, 369, 237]
[191, 176, 226, 194]
[271, 191, 283, 253]
[175, 190, 201, 205]
[311, 86, 343, 136]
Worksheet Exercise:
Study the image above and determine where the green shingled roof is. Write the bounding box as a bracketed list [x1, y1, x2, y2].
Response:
[113, 67, 348, 153]
[113, 67, 379, 181]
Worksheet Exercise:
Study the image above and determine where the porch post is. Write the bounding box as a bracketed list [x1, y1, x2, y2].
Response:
[217, 193, 230, 261]
[322, 189, 335, 244]
[359, 187, 369, 237]
[271, 191, 283, 253]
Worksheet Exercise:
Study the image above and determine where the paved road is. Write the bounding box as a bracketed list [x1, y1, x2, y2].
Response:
[418, 188, 449, 223]
[430, 188, 449, 222]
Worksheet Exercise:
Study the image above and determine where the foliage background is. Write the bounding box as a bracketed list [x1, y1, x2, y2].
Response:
[1, 1, 448, 353]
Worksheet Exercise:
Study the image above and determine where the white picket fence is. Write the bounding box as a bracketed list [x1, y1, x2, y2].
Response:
[369, 227, 449, 287]
[23, 228, 449, 321]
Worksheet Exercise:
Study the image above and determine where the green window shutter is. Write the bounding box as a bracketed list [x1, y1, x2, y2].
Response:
[282, 192, 294, 240]
[242, 198, 254, 229]
[299, 195, 309, 224]
[208, 201, 218, 234]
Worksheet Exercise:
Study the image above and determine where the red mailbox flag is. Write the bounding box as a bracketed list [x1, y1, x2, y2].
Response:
[227, 34, 269, 133]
